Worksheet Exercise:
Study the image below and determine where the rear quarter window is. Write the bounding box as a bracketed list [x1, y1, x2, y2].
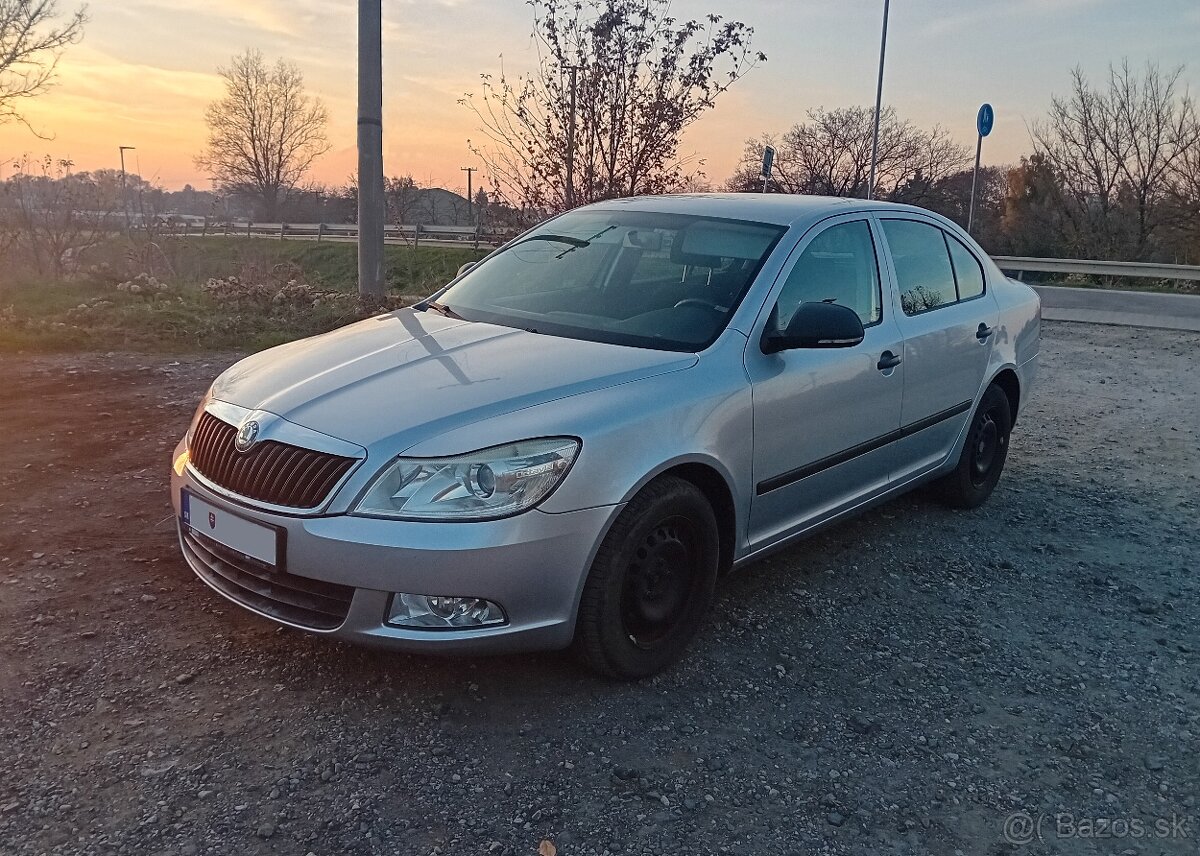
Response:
[946, 235, 986, 301]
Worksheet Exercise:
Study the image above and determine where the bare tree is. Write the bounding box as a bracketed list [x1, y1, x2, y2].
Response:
[462, 0, 764, 215]
[385, 174, 422, 227]
[0, 0, 86, 129]
[3, 154, 114, 277]
[195, 50, 330, 221]
[727, 106, 968, 203]
[1031, 61, 1200, 259]
[1164, 139, 1200, 262]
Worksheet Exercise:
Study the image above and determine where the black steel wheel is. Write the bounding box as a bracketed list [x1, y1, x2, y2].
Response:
[574, 476, 719, 679]
[934, 384, 1013, 509]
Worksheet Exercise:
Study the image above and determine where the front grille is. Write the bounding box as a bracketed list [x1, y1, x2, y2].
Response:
[181, 525, 353, 630]
[189, 412, 356, 509]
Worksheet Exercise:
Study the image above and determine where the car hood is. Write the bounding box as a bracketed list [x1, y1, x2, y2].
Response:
[210, 308, 697, 451]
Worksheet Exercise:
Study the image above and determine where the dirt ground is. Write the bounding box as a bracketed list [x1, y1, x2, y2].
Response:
[1, 322, 1198, 856]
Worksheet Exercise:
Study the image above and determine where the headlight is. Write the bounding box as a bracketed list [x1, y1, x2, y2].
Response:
[352, 437, 580, 521]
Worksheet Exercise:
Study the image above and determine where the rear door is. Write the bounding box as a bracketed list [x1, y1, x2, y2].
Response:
[876, 217, 999, 481]
[746, 215, 904, 551]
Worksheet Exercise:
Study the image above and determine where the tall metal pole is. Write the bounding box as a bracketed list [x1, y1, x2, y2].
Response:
[565, 65, 580, 209]
[357, 0, 386, 297]
[867, 0, 890, 200]
[119, 146, 135, 231]
[967, 132, 983, 233]
[461, 166, 477, 225]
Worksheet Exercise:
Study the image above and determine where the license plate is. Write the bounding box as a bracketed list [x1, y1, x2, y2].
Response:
[181, 489, 281, 568]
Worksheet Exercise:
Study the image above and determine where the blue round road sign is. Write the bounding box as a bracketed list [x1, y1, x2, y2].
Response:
[977, 103, 994, 138]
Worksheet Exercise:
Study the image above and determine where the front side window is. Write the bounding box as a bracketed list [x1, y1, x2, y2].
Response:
[774, 220, 883, 330]
[882, 219, 958, 315]
[436, 210, 785, 351]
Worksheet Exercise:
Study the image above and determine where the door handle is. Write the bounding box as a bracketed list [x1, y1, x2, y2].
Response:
[877, 351, 902, 371]
[976, 323, 994, 341]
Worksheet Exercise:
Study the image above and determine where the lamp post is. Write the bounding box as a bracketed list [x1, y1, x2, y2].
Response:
[119, 146, 135, 231]
[357, 0, 386, 298]
[461, 166, 477, 225]
[867, 0, 890, 200]
[564, 64, 582, 209]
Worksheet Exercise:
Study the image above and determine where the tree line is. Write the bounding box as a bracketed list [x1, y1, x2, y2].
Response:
[3, 0, 1197, 271]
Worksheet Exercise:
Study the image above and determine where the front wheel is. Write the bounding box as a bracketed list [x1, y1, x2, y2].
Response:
[933, 384, 1013, 509]
[574, 476, 719, 680]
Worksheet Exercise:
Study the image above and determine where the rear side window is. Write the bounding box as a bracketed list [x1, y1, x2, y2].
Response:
[881, 220, 958, 315]
[774, 220, 882, 329]
[946, 234, 985, 300]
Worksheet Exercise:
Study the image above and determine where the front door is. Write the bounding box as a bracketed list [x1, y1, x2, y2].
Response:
[746, 217, 904, 552]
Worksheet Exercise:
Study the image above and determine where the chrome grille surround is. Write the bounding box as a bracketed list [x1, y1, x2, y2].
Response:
[186, 402, 365, 512]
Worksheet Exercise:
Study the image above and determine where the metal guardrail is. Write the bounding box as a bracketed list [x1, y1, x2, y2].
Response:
[993, 256, 1200, 282]
[162, 219, 508, 249]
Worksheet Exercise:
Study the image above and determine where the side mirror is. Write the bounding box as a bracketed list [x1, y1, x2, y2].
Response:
[456, 262, 476, 277]
[762, 302, 865, 354]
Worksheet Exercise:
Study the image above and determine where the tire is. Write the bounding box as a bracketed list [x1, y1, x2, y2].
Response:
[933, 384, 1013, 509]
[574, 476, 719, 680]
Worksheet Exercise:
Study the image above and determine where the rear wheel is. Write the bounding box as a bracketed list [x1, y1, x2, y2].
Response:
[933, 384, 1012, 509]
[574, 476, 719, 680]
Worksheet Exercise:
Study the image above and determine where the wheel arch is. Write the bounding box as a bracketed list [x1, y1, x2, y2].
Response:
[989, 367, 1021, 425]
[618, 457, 740, 577]
[659, 462, 737, 576]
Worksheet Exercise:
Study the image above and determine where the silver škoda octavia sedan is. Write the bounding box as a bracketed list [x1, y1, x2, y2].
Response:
[171, 195, 1040, 679]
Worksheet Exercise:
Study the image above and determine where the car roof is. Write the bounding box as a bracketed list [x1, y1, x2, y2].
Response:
[582, 193, 944, 230]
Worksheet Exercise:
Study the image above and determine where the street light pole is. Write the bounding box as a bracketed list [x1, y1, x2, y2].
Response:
[461, 166, 477, 225]
[867, 0, 890, 200]
[119, 146, 135, 231]
[564, 65, 581, 209]
[357, 0, 386, 298]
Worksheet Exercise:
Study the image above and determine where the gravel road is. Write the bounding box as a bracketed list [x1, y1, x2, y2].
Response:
[1, 321, 1197, 856]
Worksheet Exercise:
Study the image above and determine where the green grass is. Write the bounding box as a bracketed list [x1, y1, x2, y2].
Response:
[148, 238, 487, 292]
[0, 237, 490, 353]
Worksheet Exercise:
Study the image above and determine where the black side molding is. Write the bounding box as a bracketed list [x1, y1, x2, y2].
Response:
[756, 399, 973, 495]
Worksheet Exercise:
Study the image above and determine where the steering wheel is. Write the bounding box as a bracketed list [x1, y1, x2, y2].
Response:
[673, 298, 725, 313]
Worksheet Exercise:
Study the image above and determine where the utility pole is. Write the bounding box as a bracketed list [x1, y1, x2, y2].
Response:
[357, 0, 386, 298]
[564, 65, 582, 209]
[119, 146, 135, 231]
[461, 166, 477, 225]
[867, 0, 890, 200]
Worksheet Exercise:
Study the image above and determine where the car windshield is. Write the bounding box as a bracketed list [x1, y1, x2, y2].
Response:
[433, 210, 786, 351]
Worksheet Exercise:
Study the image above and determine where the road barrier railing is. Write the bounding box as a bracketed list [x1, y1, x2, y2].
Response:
[993, 256, 1200, 283]
[163, 219, 509, 249]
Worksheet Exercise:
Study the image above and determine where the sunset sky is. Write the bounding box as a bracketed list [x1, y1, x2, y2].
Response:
[0, 0, 1196, 195]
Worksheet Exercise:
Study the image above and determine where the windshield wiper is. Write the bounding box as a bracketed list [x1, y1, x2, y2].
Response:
[555, 224, 619, 258]
[419, 299, 465, 320]
[513, 233, 591, 249]
[513, 225, 620, 259]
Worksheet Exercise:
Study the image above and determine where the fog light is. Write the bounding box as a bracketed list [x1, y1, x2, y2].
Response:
[387, 593, 507, 629]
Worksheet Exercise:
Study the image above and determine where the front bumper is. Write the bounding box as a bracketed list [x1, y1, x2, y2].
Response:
[170, 440, 619, 654]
